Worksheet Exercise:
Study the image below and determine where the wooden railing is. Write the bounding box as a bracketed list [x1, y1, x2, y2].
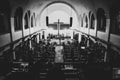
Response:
[73, 29, 120, 51]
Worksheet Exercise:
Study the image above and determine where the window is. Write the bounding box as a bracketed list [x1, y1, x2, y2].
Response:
[28, 10, 31, 20]
[81, 16, 83, 27]
[33, 13, 36, 27]
[89, 11, 91, 19]
[97, 8, 106, 32]
[24, 13, 29, 29]
[24, 10, 31, 29]
[0, 0, 10, 34]
[31, 15, 33, 27]
[85, 16, 88, 28]
[0, 13, 6, 34]
[116, 11, 120, 34]
[14, 7, 23, 31]
[83, 14, 88, 28]
[90, 14, 95, 29]
[79, 15, 82, 27]
[0, 12, 10, 34]
[110, 7, 120, 35]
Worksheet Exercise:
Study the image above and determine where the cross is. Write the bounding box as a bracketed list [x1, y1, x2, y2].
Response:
[54, 19, 64, 44]
[54, 19, 64, 36]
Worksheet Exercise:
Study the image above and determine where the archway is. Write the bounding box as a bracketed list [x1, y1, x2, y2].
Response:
[38, 2, 79, 30]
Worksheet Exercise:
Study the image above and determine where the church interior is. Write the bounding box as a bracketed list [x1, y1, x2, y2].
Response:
[0, 0, 120, 80]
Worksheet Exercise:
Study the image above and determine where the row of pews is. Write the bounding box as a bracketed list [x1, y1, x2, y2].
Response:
[0, 33, 119, 80]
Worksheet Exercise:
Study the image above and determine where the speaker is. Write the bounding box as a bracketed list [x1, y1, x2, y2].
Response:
[70, 17, 73, 27]
[46, 16, 49, 26]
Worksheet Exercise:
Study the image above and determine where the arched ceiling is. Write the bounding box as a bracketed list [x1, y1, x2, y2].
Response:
[8, 0, 119, 8]
[45, 3, 73, 16]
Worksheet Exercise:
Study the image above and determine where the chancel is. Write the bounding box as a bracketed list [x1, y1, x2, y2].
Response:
[0, 0, 120, 80]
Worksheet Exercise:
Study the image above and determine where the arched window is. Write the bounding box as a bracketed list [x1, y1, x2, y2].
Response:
[0, 12, 6, 34]
[89, 11, 91, 19]
[14, 7, 23, 31]
[97, 8, 106, 32]
[0, 0, 10, 34]
[79, 15, 82, 27]
[90, 14, 95, 29]
[28, 10, 31, 19]
[110, 7, 120, 35]
[81, 16, 83, 27]
[24, 10, 31, 29]
[85, 16, 88, 28]
[83, 14, 88, 28]
[24, 12, 29, 29]
[33, 13, 36, 27]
